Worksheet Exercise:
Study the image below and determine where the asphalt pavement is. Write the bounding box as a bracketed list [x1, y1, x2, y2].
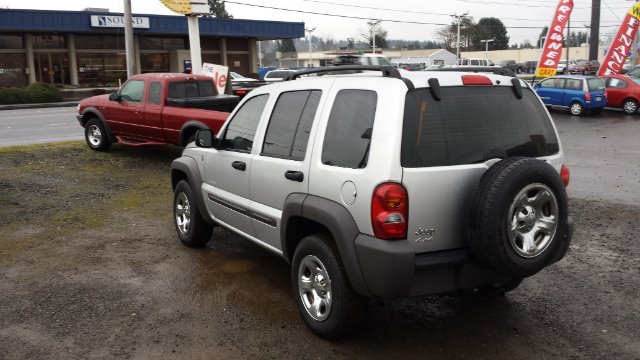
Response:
[0, 107, 82, 147]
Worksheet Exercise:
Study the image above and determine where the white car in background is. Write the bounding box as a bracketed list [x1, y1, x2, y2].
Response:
[264, 69, 298, 82]
[557, 59, 577, 74]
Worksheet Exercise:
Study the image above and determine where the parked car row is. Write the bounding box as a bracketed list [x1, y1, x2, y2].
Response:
[534, 73, 640, 115]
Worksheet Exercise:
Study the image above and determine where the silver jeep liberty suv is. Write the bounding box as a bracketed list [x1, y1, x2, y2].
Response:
[170, 65, 572, 339]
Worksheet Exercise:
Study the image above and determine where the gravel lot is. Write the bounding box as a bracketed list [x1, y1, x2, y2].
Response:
[1, 110, 639, 359]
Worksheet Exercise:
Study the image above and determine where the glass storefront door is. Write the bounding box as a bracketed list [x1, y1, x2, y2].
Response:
[35, 53, 70, 85]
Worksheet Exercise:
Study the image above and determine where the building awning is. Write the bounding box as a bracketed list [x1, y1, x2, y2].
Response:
[0, 9, 304, 40]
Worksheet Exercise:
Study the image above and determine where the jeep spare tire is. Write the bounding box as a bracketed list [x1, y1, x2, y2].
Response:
[468, 157, 569, 278]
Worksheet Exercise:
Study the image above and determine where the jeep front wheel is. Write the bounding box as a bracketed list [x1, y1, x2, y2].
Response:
[173, 180, 213, 247]
[291, 234, 364, 340]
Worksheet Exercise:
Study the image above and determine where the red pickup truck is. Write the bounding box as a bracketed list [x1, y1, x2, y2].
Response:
[76, 73, 239, 151]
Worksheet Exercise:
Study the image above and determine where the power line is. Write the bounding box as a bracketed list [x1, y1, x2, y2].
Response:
[226, 1, 624, 29]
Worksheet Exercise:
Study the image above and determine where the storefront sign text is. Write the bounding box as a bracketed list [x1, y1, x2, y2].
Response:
[90, 15, 150, 29]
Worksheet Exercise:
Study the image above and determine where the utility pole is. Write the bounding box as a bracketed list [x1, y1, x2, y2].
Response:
[452, 13, 468, 61]
[124, 0, 135, 78]
[305, 27, 316, 67]
[367, 19, 381, 54]
[589, 0, 601, 61]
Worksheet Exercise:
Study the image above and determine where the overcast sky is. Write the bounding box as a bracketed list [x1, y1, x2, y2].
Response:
[0, 0, 635, 46]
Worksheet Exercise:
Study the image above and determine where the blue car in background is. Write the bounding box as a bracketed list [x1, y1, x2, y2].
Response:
[534, 75, 606, 116]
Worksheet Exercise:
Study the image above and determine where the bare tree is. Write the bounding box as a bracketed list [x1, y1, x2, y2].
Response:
[359, 22, 388, 50]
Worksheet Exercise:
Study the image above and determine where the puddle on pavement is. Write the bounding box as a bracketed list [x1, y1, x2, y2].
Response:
[183, 229, 296, 320]
[221, 260, 256, 273]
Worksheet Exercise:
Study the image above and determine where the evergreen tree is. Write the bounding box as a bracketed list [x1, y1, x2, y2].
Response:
[470, 17, 509, 51]
[208, 0, 232, 18]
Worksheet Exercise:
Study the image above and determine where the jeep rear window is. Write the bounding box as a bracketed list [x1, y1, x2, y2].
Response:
[402, 86, 559, 168]
[167, 80, 216, 98]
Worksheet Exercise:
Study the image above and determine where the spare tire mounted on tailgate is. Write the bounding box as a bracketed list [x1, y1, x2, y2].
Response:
[468, 157, 569, 278]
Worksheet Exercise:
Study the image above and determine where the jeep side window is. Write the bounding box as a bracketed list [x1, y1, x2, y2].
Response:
[262, 90, 321, 160]
[119, 80, 145, 102]
[221, 94, 269, 153]
[322, 90, 377, 168]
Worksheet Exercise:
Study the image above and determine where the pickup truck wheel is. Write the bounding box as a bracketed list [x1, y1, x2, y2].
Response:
[84, 118, 112, 151]
[622, 99, 638, 114]
[468, 157, 569, 278]
[291, 234, 364, 340]
[173, 180, 213, 247]
[570, 102, 583, 116]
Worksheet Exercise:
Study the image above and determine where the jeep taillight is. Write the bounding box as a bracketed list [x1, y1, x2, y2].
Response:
[585, 92, 591, 101]
[561, 164, 570, 187]
[371, 183, 408, 240]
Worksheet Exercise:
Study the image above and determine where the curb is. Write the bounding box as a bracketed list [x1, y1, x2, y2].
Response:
[0, 102, 79, 111]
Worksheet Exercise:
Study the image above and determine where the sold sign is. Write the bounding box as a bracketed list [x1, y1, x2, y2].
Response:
[202, 62, 229, 95]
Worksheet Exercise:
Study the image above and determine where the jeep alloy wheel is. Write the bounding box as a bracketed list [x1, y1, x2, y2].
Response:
[297, 254, 332, 321]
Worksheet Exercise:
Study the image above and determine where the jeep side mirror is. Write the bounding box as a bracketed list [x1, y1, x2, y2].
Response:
[195, 129, 219, 148]
[108, 92, 120, 101]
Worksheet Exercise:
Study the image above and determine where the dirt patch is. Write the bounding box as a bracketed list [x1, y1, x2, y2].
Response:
[1, 142, 639, 359]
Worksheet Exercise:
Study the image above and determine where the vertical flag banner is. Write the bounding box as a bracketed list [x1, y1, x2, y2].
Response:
[597, 3, 640, 76]
[535, 0, 574, 77]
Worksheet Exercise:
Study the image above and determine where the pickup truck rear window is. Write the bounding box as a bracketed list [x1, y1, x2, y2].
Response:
[167, 80, 216, 98]
[401, 86, 559, 168]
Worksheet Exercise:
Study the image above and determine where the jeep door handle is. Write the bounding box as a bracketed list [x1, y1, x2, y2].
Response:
[284, 170, 304, 182]
[231, 161, 246, 171]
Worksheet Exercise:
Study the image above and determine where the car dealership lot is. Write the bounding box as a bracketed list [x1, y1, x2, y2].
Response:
[0, 110, 639, 359]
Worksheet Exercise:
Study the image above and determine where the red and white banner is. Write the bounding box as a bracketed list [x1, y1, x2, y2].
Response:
[597, 3, 640, 76]
[535, 0, 574, 77]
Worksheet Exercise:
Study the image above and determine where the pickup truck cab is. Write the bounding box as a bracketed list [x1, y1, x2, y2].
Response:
[77, 73, 239, 151]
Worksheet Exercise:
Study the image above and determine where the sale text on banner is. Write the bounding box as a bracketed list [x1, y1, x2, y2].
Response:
[535, 0, 574, 78]
[597, 3, 640, 76]
[202, 63, 229, 95]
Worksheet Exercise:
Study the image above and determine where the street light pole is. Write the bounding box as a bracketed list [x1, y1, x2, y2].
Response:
[123, 0, 135, 78]
[481, 38, 495, 57]
[367, 19, 381, 54]
[305, 27, 316, 67]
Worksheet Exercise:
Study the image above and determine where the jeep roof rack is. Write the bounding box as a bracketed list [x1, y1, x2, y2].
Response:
[430, 66, 516, 77]
[282, 65, 414, 89]
[283, 65, 401, 81]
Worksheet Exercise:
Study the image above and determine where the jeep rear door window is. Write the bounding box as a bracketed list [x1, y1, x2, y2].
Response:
[119, 80, 145, 102]
[402, 86, 559, 168]
[322, 89, 377, 168]
[221, 94, 269, 153]
[262, 90, 321, 160]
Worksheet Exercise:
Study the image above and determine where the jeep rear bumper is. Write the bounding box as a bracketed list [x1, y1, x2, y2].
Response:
[353, 217, 573, 298]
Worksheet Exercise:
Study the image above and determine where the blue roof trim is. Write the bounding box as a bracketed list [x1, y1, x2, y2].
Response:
[0, 9, 304, 39]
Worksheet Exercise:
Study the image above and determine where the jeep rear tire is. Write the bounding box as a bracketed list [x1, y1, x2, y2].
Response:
[173, 180, 213, 247]
[468, 157, 569, 278]
[291, 234, 364, 340]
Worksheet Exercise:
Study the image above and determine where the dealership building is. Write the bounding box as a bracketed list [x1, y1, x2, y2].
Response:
[0, 8, 304, 87]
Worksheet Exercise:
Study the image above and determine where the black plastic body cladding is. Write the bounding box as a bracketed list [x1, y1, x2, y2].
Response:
[170, 156, 213, 225]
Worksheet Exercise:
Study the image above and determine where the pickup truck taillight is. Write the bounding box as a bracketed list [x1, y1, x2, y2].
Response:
[371, 183, 408, 240]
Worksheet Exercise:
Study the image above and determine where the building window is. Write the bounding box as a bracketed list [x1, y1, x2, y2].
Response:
[0, 35, 23, 49]
[75, 35, 125, 50]
[77, 53, 126, 87]
[139, 36, 186, 50]
[0, 53, 27, 87]
[201, 37, 220, 50]
[141, 54, 169, 73]
[33, 34, 66, 49]
[226, 38, 248, 51]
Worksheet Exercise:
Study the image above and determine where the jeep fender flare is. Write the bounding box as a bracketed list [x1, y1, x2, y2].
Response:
[281, 194, 371, 297]
[170, 156, 213, 224]
[179, 121, 210, 146]
[81, 107, 116, 143]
